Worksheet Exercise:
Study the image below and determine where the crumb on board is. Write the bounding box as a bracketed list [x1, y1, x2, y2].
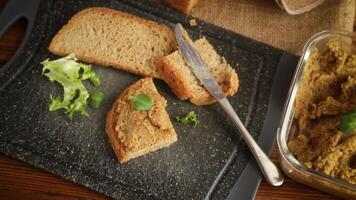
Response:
[189, 19, 197, 26]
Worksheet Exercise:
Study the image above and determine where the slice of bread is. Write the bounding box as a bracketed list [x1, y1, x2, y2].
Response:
[157, 38, 239, 105]
[106, 77, 177, 163]
[49, 7, 176, 78]
[162, 0, 199, 14]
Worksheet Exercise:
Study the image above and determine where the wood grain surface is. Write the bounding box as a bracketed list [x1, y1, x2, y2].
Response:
[0, 1, 342, 199]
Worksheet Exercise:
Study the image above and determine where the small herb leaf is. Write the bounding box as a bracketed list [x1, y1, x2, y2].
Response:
[176, 111, 199, 127]
[128, 93, 153, 111]
[89, 90, 105, 109]
[339, 111, 356, 134]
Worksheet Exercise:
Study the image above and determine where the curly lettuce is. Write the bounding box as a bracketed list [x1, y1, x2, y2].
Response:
[176, 111, 199, 127]
[42, 54, 101, 120]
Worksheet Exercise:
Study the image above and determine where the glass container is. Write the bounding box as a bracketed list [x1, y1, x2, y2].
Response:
[277, 30, 356, 199]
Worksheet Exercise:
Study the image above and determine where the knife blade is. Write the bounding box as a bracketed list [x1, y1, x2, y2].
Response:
[174, 24, 225, 100]
[174, 23, 284, 187]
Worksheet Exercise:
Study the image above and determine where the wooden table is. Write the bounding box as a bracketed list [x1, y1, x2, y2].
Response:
[0, 2, 341, 200]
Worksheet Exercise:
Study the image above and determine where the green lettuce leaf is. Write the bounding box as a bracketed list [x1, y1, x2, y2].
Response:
[176, 111, 199, 127]
[42, 54, 101, 120]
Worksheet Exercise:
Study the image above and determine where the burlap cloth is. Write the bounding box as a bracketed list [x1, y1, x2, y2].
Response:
[188, 0, 355, 54]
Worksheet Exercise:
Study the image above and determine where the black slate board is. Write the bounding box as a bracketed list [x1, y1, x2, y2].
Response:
[0, 0, 299, 199]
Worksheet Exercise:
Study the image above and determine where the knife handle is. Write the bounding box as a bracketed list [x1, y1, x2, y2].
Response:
[218, 98, 284, 186]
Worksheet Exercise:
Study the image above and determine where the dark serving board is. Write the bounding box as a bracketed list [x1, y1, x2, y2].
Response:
[0, 0, 299, 199]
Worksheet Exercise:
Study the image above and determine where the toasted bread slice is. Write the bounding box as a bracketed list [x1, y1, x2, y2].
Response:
[162, 0, 199, 14]
[157, 38, 239, 105]
[49, 7, 176, 78]
[106, 78, 177, 163]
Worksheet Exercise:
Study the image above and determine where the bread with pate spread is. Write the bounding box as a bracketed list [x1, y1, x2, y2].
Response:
[106, 77, 177, 163]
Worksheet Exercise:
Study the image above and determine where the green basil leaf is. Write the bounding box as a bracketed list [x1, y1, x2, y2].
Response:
[127, 93, 153, 111]
[339, 112, 356, 134]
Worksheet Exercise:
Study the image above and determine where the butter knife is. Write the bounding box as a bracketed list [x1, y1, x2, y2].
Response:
[174, 23, 284, 186]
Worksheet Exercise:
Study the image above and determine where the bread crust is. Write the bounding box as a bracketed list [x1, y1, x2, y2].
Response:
[49, 7, 176, 79]
[105, 81, 132, 163]
[157, 57, 191, 100]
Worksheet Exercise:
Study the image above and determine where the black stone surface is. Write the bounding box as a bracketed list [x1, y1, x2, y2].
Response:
[0, 0, 299, 199]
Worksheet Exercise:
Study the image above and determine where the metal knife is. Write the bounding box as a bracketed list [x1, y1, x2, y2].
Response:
[174, 23, 284, 186]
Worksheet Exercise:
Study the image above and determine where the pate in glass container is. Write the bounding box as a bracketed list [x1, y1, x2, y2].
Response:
[277, 30, 356, 199]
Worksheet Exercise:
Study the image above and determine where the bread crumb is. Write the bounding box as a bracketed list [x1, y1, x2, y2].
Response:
[189, 19, 197, 26]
